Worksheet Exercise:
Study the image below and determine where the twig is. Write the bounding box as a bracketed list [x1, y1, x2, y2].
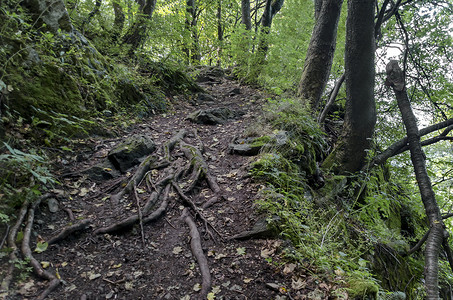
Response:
[63, 207, 76, 221]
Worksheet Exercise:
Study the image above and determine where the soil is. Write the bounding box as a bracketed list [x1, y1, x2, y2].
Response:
[1, 71, 338, 300]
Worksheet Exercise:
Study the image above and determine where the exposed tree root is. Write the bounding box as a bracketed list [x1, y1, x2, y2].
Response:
[47, 219, 93, 245]
[1, 199, 30, 293]
[21, 194, 60, 299]
[182, 208, 211, 299]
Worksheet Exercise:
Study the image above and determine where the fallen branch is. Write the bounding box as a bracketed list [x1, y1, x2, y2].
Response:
[182, 208, 211, 299]
[47, 219, 92, 245]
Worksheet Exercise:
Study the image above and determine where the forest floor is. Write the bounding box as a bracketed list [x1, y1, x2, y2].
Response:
[2, 69, 340, 300]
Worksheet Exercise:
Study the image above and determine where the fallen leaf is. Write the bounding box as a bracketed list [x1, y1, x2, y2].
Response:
[260, 248, 274, 258]
[292, 278, 306, 290]
[40, 261, 50, 268]
[79, 187, 89, 197]
[207, 293, 216, 300]
[112, 263, 122, 268]
[173, 246, 183, 255]
[61, 262, 68, 267]
[283, 263, 297, 274]
[236, 247, 246, 255]
[215, 253, 227, 259]
[125, 282, 134, 291]
[88, 273, 101, 280]
[193, 283, 202, 291]
[243, 278, 253, 283]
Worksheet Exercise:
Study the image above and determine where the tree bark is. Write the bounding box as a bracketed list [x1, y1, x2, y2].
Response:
[112, 0, 125, 42]
[297, 0, 343, 111]
[386, 59, 444, 300]
[122, 0, 157, 54]
[323, 0, 376, 173]
[184, 0, 201, 64]
[241, 0, 252, 30]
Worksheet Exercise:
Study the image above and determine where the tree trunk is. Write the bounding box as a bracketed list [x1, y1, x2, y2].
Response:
[323, 0, 376, 173]
[122, 0, 157, 54]
[297, 0, 343, 111]
[241, 0, 252, 30]
[217, 0, 223, 66]
[386, 60, 444, 299]
[184, 0, 201, 64]
[23, 0, 73, 33]
[112, 0, 125, 42]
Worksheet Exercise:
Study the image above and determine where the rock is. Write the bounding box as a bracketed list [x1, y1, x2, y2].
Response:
[378, 291, 406, 300]
[108, 135, 156, 173]
[229, 132, 288, 156]
[187, 108, 244, 125]
[229, 87, 241, 96]
[47, 198, 59, 213]
[197, 93, 216, 103]
[229, 141, 262, 156]
[83, 160, 121, 181]
[231, 216, 280, 240]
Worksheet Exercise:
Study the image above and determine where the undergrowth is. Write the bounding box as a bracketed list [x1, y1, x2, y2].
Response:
[249, 98, 429, 298]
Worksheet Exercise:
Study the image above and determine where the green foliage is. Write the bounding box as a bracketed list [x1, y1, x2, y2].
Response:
[10, 258, 33, 281]
[31, 107, 95, 145]
[263, 98, 326, 174]
[0, 143, 54, 216]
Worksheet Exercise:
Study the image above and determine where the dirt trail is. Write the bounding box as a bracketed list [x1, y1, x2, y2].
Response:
[5, 71, 326, 300]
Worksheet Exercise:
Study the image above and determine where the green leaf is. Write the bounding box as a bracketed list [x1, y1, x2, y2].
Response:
[34, 241, 48, 253]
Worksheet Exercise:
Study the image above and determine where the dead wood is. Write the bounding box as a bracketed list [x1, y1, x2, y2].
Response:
[47, 219, 93, 245]
[182, 208, 211, 299]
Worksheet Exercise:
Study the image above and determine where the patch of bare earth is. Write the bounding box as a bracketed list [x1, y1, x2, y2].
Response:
[2, 71, 340, 299]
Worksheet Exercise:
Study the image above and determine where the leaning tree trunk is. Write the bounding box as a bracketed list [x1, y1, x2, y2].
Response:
[386, 60, 444, 299]
[323, 0, 376, 174]
[297, 0, 343, 111]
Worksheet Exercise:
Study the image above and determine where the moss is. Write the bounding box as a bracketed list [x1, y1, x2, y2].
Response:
[347, 278, 379, 299]
[250, 135, 272, 147]
[7, 63, 84, 119]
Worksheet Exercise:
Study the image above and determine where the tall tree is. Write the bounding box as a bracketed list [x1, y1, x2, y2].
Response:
[297, 0, 343, 111]
[386, 60, 445, 299]
[241, 0, 252, 30]
[323, 0, 376, 173]
[122, 0, 157, 54]
[257, 0, 284, 54]
[184, 0, 201, 64]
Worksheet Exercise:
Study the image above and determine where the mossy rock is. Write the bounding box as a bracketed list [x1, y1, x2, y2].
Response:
[347, 278, 379, 299]
[7, 63, 84, 120]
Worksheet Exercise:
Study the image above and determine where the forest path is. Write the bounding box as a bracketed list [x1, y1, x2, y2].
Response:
[11, 70, 328, 300]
